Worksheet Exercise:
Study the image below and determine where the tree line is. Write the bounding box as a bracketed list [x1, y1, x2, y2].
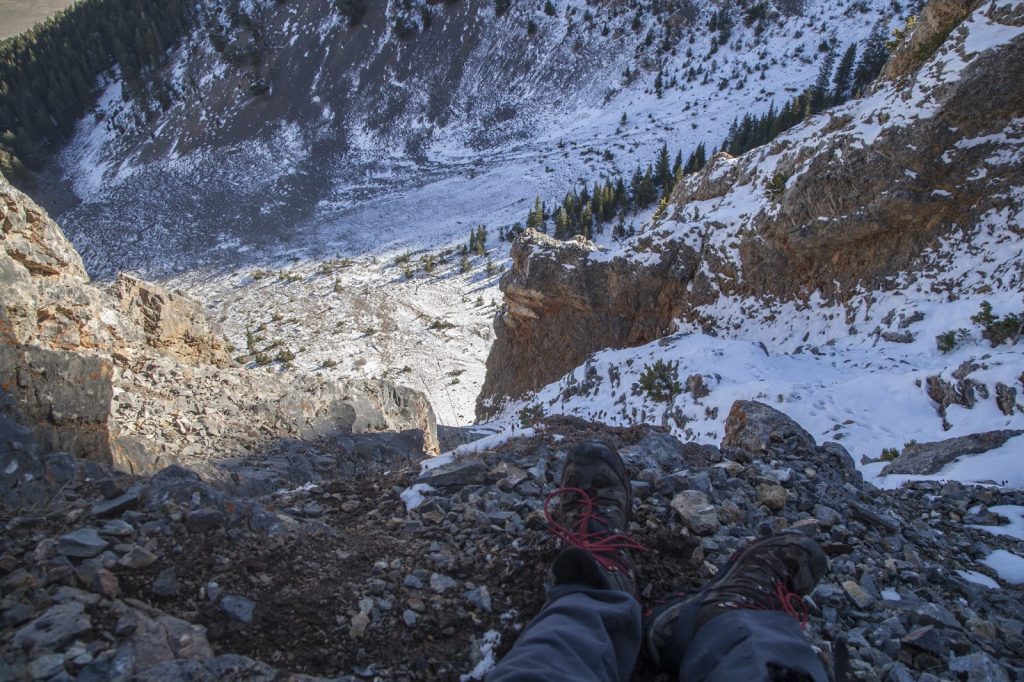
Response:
[0, 0, 192, 184]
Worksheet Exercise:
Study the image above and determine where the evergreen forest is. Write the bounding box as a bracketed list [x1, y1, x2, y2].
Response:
[0, 0, 192, 184]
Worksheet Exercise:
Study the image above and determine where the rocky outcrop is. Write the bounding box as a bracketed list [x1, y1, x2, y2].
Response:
[1, 172, 439, 478]
[880, 429, 1024, 475]
[882, 0, 982, 80]
[111, 273, 232, 368]
[476, 229, 713, 417]
[480, 0, 1024, 410]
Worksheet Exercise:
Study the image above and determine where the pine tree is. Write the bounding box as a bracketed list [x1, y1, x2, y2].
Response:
[853, 21, 890, 94]
[654, 143, 672, 194]
[831, 43, 857, 105]
[809, 48, 836, 114]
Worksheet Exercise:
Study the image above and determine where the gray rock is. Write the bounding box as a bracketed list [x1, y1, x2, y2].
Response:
[464, 586, 492, 612]
[100, 519, 135, 537]
[118, 546, 158, 569]
[995, 382, 1017, 416]
[57, 528, 109, 558]
[756, 483, 787, 511]
[842, 580, 876, 609]
[90, 486, 141, 517]
[913, 603, 960, 630]
[671, 490, 720, 535]
[151, 567, 179, 598]
[12, 601, 91, 654]
[403, 574, 424, 590]
[220, 595, 255, 624]
[721, 401, 816, 457]
[813, 504, 843, 527]
[901, 625, 946, 656]
[403, 609, 418, 627]
[847, 500, 901, 532]
[881, 430, 1024, 475]
[417, 458, 487, 488]
[949, 652, 1011, 682]
[429, 573, 458, 594]
[28, 653, 65, 680]
[185, 508, 227, 532]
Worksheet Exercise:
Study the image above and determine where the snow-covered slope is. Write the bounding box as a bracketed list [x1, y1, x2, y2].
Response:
[480, 0, 1024, 488]
[50, 0, 900, 424]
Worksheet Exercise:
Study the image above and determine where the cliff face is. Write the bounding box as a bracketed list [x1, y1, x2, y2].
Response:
[477, 0, 1024, 416]
[476, 230, 715, 417]
[1, 173, 438, 478]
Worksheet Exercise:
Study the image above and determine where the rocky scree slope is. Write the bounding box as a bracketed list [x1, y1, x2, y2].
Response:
[2, 401, 1023, 679]
[1, 173, 438, 487]
[477, 0, 1024, 414]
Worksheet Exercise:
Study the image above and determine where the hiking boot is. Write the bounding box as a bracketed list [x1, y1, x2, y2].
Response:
[644, 532, 828, 672]
[545, 440, 644, 596]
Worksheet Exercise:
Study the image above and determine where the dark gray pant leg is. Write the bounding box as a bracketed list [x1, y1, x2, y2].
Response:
[488, 584, 641, 682]
[679, 611, 828, 682]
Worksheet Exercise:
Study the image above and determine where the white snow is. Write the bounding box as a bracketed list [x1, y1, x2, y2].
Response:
[957, 570, 1000, 588]
[461, 630, 502, 681]
[400, 483, 435, 511]
[969, 505, 1024, 541]
[981, 549, 1024, 585]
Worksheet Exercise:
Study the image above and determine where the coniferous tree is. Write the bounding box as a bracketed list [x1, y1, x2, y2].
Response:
[831, 43, 857, 105]
[853, 21, 890, 94]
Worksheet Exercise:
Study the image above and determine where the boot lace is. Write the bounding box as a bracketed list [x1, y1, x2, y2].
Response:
[543, 487, 647, 572]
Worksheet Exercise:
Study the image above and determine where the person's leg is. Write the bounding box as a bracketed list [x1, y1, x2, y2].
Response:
[678, 610, 826, 681]
[487, 583, 641, 682]
[488, 440, 646, 682]
[645, 531, 829, 682]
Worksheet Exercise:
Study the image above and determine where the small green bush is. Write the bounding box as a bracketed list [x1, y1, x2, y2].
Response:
[519, 403, 544, 428]
[634, 359, 683, 403]
[970, 301, 1022, 347]
[935, 328, 969, 353]
[322, 359, 338, 368]
[880, 447, 900, 461]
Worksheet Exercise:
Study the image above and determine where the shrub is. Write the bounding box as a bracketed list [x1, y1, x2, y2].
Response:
[322, 359, 338, 368]
[766, 171, 790, 198]
[935, 328, 969, 353]
[275, 349, 295, 363]
[519, 403, 545, 427]
[880, 447, 900, 461]
[634, 359, 682, 403]
[970, 301, 1022, 347]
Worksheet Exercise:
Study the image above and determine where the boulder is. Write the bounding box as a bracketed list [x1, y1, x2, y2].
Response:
[881, 430, 1024, 475]
[721, 401, 817, 458]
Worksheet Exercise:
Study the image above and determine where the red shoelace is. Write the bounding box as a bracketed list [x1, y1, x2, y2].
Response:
[543, 486, 647, 571]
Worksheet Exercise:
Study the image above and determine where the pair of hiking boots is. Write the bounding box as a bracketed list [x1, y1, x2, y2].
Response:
[546, 440, 829, 673]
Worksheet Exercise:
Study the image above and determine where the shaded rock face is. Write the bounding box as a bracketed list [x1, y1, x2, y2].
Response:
[476, 229, 709, 417]
[0, 346, 113, 464]
[479, 3, 1024, 408]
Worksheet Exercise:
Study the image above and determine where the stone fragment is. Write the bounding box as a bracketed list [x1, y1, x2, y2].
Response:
[901, 625, 946, 656]
[90, 486, 141, 517]
[151, 567, 179, 598]
[118, 547, 158, 569]
[430, 573, 458, 594]
[756, 484, 787, 511]
[100, 519, 135, 537]
[220, 596, 255, 624]
[995, 383, 1017, 416]
[814, 504, 842, 527]
[842, 580, 876, 609]
[57, 528, 108, 558]
[28, 653, 65, 680]
[416, 458, 487, 488]
[464, 586, 492, 612]
[912, 603, 960, 630]
[185, 508, 227, 533]
[12, 601, 91, 654]
[949, 652, 1011, 682]
[350, 612, 370, 638]
[403, 609, 418, 627]
[721, 401, 816, 457]
[670, 490, 719, 535]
